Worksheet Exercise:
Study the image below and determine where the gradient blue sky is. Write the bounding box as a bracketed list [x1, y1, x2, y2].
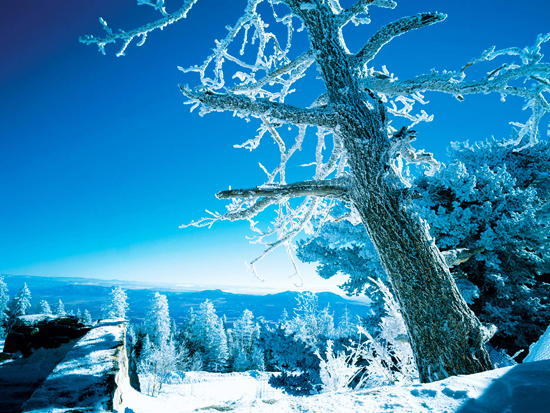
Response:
[1, 0, 549, 292]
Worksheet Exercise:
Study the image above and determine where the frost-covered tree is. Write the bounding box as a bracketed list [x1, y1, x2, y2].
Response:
[229, 309, 264, 371]
[284, 291, 335, 349]
[102, 286, 129, 319]
[415, 138, 550, 358]
[336, 306, 356, 339]
[0, 277, 9, 337]
[54, 299, 66, 317]
[82, 309, 93, 326]
[138, 333, 179, 397]
[83, 0, 550, 381]
[38, 300, 52, 315]
[184, 300, 229, 372]
[299, 138, 550, 358]
[12, 283, 32, 318]
[144, 292, 172, 347]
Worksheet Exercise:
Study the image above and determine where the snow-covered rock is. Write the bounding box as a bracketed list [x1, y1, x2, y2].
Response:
[3, 314, 89, 357]
[21, 319, 136, 413]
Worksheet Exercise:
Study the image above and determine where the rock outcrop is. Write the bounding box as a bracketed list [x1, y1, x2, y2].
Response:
[21, 319, 138, 413]
[3, 314, 90, 357]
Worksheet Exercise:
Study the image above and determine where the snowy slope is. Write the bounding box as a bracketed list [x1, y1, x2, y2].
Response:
[115, 361, 550, 413]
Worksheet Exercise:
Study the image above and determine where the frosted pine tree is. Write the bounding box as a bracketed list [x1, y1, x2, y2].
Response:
[415, 138, 550, 357]
[55, 299, 66, 316]
[12, 283, 32, 317]
[144, 292, 171, 347]
[83, 0, 550, 381]
[38, 300, 52, 315]
[82, 309, 93, 326]
[185, 300, 229, 372]
[230, 309, 264, 371]
[0, 277, 9, 337]
[102, 286, 129, 319]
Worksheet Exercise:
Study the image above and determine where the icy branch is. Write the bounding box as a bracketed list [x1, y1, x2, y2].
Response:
[354, 13, 447, 67]
[337, 0, 397, 27]
[216, 178, 349, 200]
[180, 85, 337, 127]
[79, 0, 198, 56]
[442, 247, 485, 268]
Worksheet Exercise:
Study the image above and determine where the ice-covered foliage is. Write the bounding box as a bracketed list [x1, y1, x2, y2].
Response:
[282, 291, 335, 349]
[12, 282, 32, 318]
[82, 309, 93, 326]
[144, 292, 172, 348]
[0, 276, 9, 337]
[138, 334, 180, 397]
[184, 300, 229, 372]
[54, 299, 66, 317]
[101, 286, 129, 319]
[38, 300, 52, 315]
[229, 309, 265, 371]
[415, 138, 550, 357]
[296, 213, 390, 331]
[317, 339, 360, 393]
[262, 325, 325, 395]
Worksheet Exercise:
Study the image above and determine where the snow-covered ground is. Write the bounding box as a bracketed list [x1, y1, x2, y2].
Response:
[116, 361, 550, 413]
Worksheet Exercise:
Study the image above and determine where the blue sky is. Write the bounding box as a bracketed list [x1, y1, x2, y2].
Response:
[1, 0, 549, 293]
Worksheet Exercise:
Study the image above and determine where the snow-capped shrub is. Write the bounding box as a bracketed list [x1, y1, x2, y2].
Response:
[317, 340, 359, 392]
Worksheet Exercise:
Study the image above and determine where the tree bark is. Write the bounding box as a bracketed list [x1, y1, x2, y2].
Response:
[297, 2, 493, 382]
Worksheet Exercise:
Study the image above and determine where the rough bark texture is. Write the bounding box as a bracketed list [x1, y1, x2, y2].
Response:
[295, 1, 492, 382]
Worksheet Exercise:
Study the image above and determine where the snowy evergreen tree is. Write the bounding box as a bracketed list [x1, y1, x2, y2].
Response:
[144, 292, 171, 347]
[82, 309, 93, 326]
[54, 299, 66, 316]
[415, 138, 550, 357]
[101, 286, 129, 319]
[184, 300, 229, 372]
[229, 309, 264, 371]
[76, 308, 82, 320]
[0, 277, 9, 337]
[38, 300, 52, 315]
[83, 0, 550, 381]
[12, 283, 32, 318]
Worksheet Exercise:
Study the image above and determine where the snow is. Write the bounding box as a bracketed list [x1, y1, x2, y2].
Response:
[116, 361, 550, 413]
[22, 319, 128, 412]
[524, 324, 550, 363]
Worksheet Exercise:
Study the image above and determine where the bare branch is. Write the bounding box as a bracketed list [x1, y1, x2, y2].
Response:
[216, 178, 349, 200]
[80, 0, 199, 56]
[354, 13, 447, 67]
[180, 85, 337, 127]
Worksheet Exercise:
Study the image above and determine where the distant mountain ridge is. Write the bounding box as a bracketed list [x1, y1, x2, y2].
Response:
[1, 274, 371, 326]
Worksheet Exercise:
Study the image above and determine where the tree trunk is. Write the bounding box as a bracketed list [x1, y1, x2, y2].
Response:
[299, 3, 493, 382]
